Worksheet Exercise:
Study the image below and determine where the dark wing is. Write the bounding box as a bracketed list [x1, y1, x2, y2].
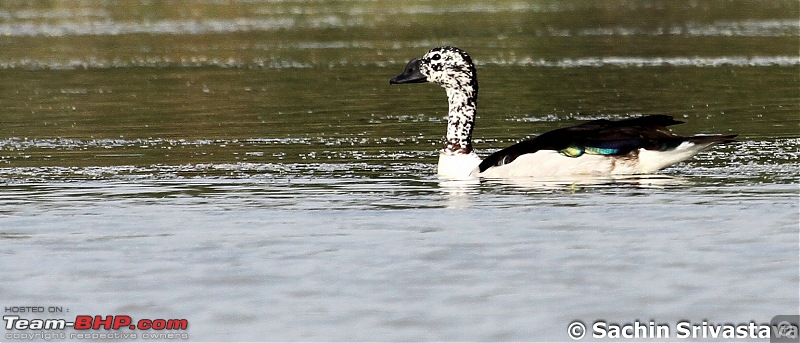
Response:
[478, 115, 713, 173]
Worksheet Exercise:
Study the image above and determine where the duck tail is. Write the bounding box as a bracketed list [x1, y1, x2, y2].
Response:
[685, 134, 738, 145]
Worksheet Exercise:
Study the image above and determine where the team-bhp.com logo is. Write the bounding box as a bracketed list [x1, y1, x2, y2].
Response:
[4, 315, 189, 340]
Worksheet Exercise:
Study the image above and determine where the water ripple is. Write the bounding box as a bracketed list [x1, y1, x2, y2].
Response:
[483, 56, 800, 68]
[1, 55, 796, 70]
[0, 139, 794, 185]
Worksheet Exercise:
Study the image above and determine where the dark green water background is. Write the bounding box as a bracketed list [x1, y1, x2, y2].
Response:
[0, 1, 797, 341]
[0, 0, 796, 175]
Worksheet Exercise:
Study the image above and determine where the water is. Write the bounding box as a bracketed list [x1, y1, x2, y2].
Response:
[1, 1, 798, 341]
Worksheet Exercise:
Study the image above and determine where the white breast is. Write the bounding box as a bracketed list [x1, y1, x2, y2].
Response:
[437, 152, 482, 179]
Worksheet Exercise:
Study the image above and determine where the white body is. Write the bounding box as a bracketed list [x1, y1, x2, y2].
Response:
[438, 141, 712, 179]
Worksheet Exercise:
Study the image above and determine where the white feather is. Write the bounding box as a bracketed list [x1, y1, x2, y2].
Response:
[437, 152, 481, 179]
[477, 151, 626, 178]
[478, 141, 714, 178]
[636, 141, 707, 173]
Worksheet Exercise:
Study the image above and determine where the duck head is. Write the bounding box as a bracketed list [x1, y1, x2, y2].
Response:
[389, 46, 478, 93]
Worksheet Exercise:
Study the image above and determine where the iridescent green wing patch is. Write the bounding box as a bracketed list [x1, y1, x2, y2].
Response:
[585, 147, 621, 155]
[559, 146, 584, 157]
[560, 145, 622, 157]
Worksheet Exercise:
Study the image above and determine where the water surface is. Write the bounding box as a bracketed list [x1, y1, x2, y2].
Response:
[1, 1, 798, 341]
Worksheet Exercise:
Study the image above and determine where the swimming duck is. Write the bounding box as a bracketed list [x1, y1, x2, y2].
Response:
[389, 46, 736, 178]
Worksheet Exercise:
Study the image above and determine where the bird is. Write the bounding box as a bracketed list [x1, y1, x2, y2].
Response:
[389, 46, 736, 179]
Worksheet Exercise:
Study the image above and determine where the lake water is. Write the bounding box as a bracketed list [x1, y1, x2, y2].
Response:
[1, 1, 798, 341]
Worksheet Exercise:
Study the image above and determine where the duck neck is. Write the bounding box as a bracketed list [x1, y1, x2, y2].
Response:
[443, 82, 478, 155]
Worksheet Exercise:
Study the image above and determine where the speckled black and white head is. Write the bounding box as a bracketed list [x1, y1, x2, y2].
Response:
[390, 46, 479, 154]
